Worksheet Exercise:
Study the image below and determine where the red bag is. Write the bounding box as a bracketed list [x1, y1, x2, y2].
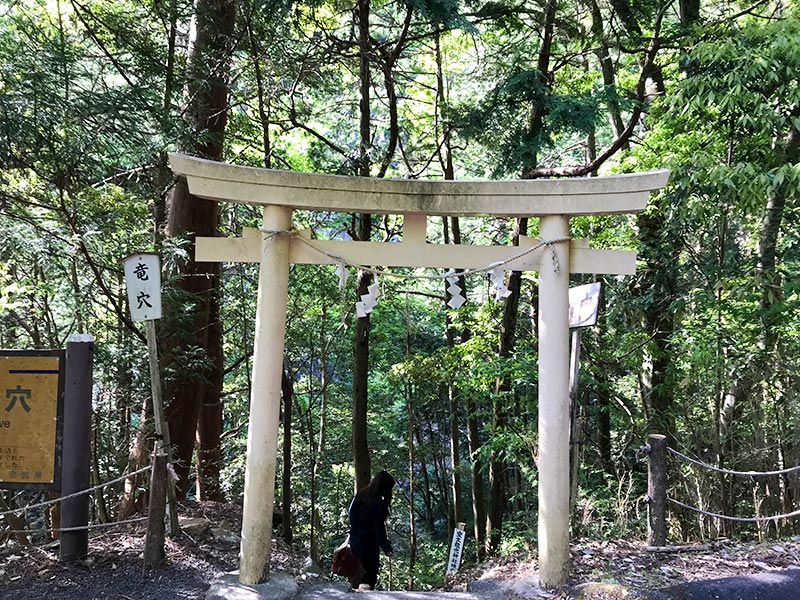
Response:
[332, 537, 361, 578]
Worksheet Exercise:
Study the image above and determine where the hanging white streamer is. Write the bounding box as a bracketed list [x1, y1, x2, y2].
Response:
[489, 266, 512, 301]
[357, 276, 382, 318]
[335, 261, 350, 291]
[445, 269, 466, 309]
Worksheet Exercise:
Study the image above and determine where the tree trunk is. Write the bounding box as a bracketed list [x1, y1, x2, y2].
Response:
[588, 0, 627, 146]
[352, 0, 373, 492]
[679, 0, 700, 24]
[436, 49, 465, 531]
[636, 205, 679, 444]
[352, 218, 373, 491]
[164, 0, 236, 499]
[719, 124, 798, 468]
[466, 393, 486, 560]
[446, 216, 487, 559]
[486, 218, 527, 556]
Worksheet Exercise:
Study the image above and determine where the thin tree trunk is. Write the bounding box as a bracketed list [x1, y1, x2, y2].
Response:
[0, 493, 29, 545]
[281, 367, 294, 544]
[407, 384, 416, 591]
[196, 271, 225, 501]
[118, 393, 150, 519]
[436, 48, 465, 532]
[588, 0, 627, 147]
[310, 363, 327, 562]
[449, 385, 464, 528]
[92, 411, 110, 523]
[413, 424, 436, 531]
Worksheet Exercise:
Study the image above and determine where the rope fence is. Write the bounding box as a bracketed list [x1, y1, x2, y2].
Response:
[4, 516, 150, 536]
[668, 498, 800, 523]
[645, 433, 800, 546]
[666, 446, 800, 477]
[0, 464, 154, 543]
[0, 465, 151, 519]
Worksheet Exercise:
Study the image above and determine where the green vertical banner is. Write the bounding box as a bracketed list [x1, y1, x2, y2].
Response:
[0, 350, 65, 490]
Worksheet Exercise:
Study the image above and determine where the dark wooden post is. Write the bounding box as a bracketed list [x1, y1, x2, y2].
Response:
[568, 328, 582, 514]
[60, 337, 93, 561]
[144, 452, 167, 569]
[647, 433, 668, 546]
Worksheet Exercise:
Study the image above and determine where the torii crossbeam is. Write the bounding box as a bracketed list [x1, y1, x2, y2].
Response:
[168, 153, 669, 589]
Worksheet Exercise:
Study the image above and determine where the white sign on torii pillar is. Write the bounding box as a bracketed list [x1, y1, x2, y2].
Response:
[168, 153, 669, 589]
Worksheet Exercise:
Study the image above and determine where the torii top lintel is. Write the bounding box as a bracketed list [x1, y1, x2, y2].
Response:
[169, 153, 669, 218]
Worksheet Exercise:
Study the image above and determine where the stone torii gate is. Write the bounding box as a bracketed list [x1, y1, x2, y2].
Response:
[168, 153, 669, 589]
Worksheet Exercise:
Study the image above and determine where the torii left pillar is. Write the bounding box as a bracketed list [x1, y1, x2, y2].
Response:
[239, 205, 292, 584]
[538, 215, 571, 585]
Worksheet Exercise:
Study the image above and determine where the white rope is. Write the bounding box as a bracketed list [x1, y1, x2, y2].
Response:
[666, 447, 800, 477]
[262, 227, 571, 279]
[4, 516, 149, 535]
[0, 465, 151, 518]
[669, 497, 800, 522]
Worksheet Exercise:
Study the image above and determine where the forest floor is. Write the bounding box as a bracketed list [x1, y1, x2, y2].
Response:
[1, 500, 800, 599]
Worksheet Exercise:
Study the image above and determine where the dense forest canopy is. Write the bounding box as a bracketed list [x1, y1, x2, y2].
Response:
[1, 0, 799, 589]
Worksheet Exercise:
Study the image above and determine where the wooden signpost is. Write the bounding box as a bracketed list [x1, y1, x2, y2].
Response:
[567, 282, 602, 513]
[446, 522, 467, 576]
[169, 153, 668, 588]
[122, 252, 179, 560]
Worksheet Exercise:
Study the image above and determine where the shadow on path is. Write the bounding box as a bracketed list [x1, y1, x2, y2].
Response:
[661, 567, 800, 600]
[571, 567, 800, 600]
[295, 578, 510, 600]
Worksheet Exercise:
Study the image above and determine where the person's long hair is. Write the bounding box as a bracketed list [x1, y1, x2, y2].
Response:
[354, 470, 395, 519]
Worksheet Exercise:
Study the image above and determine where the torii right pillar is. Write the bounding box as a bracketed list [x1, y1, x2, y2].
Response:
[537, 215, 572, 588]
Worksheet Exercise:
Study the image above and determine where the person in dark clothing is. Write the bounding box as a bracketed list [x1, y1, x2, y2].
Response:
[348, 470, 395, 590]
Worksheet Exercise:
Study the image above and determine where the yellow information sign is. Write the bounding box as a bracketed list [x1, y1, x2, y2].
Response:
[0, 352, 64, 487]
